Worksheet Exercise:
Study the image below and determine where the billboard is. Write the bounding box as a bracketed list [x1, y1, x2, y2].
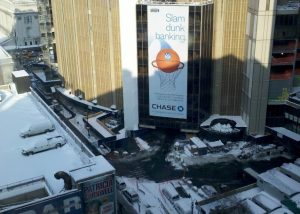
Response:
[81, 174, 115, 214]
[3, 190, 83, 214]
[148, 5, 189, 119]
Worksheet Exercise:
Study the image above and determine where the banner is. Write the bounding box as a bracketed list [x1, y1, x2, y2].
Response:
[81, 174, 115, 214]
[3, 190, 83, 214]
[148, 5, 189, 119]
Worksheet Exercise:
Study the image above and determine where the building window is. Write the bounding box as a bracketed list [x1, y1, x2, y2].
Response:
[30, 41, 32, 45]
[35, 40, 38, 45]
[24, 16, 32, 24]
[24, 42, 27, 46]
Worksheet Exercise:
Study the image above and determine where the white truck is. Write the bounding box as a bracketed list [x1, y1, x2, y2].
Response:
[22, 136, 66, 155]
[20, 120, 55, 137]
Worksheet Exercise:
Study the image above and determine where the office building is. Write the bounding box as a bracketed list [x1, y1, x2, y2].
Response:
[52, 0, 299, 134]
[51, 0, 123, 109]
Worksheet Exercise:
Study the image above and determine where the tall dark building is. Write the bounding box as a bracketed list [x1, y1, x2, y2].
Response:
[136, 3, 213, 132]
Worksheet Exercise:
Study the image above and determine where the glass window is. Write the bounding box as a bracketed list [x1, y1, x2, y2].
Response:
[24, 16, 32, 24]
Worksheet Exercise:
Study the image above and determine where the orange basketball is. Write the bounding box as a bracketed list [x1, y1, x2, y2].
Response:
[155, 49, 181, 73]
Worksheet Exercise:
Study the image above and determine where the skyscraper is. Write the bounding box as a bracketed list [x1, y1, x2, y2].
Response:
[51, 0, 123, 108]
[51, 0, 298, 134]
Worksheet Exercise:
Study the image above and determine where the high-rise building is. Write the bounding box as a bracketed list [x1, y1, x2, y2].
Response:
[51, 0, 123, 108]
[37, 0, 57, 64]
[51, 0, 299, 134]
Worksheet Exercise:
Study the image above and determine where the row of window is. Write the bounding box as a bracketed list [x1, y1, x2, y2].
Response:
[24, 40, 39, 46]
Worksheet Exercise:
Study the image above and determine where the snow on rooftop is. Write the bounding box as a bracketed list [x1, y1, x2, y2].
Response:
[0, 92, 90, 194]
[56, 87, 117, 113]
[200, 114, 247, 128]
[269, 127, 300, 141]
[199, 187, 261, 213]
[206, 140, 224, 148]
[295, 158, 300, 167]
[242, 199, 266, 214]
[69, 156, 115, 183]
[135, 137, 150, 151]
[190, 137, 207, 149]
[269, 207, 293, 214]
[258, 169, 300, 197]
[252, 192, 281, 212]
[0, 46, 11, 59]
[281, 163, 300, 178]
[211, 123, 233, 133]
[87, 116, 113, 138]
[291, 193, 300, 209]
[174, 198, 192, 213]
[12, 70, 29, 78]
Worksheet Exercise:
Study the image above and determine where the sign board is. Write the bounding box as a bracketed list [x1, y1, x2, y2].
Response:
[3, 190, 83, 214]
[148, 5, 189, 119]
[81, 174, 115, 214]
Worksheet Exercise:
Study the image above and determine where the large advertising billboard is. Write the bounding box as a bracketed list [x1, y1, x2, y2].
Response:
[148, 5, 189, 119]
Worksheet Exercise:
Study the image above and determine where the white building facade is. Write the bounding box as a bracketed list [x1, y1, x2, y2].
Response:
[0, 0, 41, 50]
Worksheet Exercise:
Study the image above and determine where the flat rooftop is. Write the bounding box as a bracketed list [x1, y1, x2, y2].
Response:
[0, 91, 100, 194]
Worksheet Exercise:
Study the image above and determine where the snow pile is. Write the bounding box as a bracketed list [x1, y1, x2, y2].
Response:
[211, 123, 233, 133]
[135, 137, 150, 151]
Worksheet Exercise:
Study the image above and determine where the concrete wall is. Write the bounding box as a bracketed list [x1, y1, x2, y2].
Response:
[242, 0, 277, 135]
[14, 11, 41, 47]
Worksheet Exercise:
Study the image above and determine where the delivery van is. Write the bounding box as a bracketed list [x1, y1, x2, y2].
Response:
[22, 136, 66, 155]
[20, 120, 55, 137]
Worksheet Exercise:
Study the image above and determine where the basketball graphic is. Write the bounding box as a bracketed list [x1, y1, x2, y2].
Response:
[152, 49, 184, 73]
[151, 48, 184, 91]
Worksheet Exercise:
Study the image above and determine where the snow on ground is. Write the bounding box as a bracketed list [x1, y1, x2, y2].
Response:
[135, 137, 150, 151]
[210, 123, 233, 133]
[118, 177, 208, 214]
[166, 140, 286, 170]
[0, 92, 90, 194]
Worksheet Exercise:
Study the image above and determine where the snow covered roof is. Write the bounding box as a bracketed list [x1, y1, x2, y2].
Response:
[281, 163, 300, 179]
[200, 114, 247, 128]
[252, 192, 281, 212]
[242, 199, 266, 214]
[269, 127, 300, 141]
[162, 183, 179, 199]
[56, 87, 118, 113]
[258, 169, 300, 197]
[174, 198, 192, 214]
[190, 137, 207, 149]
[269, 207, 293, 214]
[206, 140, 224, 148]
[69, 156, 115, 183]
[0, 46, 13, 65]
[291, 193, 300, 210]
[295, 158, 300, 167]
[199, 187, 261, 213]
[12, 70, 29, 78]
[87, 116, 114, 138]
[0, 92, 91, 194]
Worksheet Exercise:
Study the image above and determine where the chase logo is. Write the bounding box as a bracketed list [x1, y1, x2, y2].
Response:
[150, 8, 159, 13]
[177, 106, 184, 112]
